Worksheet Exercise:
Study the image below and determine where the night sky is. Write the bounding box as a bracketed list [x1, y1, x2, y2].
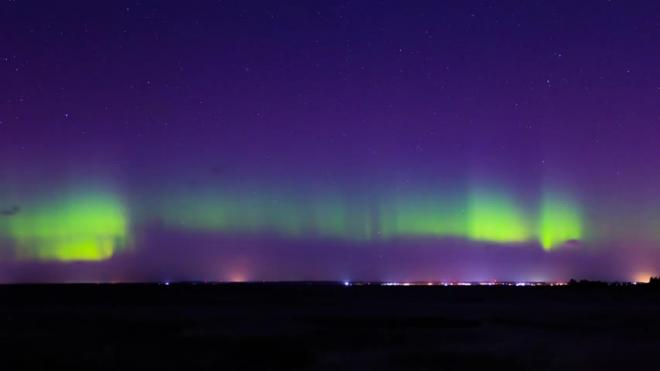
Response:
[1, 1, 660, 282]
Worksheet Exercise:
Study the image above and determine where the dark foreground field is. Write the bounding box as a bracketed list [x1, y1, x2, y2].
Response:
[1, 283, 659, 370]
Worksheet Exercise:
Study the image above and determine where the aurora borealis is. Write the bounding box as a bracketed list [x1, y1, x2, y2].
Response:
[151, 185, 574, 246]
[2, 190, 129, 261]
[2, 1, 660, 282]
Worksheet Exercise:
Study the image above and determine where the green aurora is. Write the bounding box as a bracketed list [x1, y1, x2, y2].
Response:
[538, 192, 583, 250]
[151, 186, 583, 250]
[1, 191, 130, 261]
[0, 185, 586, 262]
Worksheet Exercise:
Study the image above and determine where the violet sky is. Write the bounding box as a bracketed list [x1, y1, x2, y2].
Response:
[1, 1, 660, 282]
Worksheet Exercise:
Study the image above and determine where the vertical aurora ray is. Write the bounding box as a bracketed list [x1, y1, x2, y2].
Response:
[150, 185, 590, 249]
[538, 192, 583, 250]
[1, 190, 130, 261]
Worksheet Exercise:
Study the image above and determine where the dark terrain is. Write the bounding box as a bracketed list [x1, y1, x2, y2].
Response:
[1, 283, 659, 370]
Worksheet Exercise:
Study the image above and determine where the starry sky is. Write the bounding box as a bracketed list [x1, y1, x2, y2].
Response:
[1, 0, 660, 282]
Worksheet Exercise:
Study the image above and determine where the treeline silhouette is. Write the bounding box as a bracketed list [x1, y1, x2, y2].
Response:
[567, 277, 660, 287]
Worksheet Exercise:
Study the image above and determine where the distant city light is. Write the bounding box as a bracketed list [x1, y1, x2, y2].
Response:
[373, 281, 567, 287]
[633, 272, 652, 284]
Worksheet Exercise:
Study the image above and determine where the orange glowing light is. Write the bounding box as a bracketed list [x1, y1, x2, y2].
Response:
[633, 272, 652, 283]
[228, 272, 247, 283]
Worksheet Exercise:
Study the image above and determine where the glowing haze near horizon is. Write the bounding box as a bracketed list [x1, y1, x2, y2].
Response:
[1, 1, 660, 282]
